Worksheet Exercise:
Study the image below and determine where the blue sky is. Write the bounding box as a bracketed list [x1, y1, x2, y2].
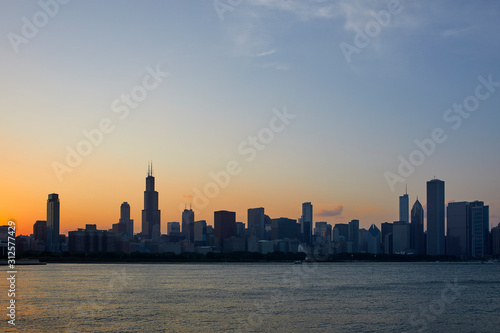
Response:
[1, 0, 499, 234]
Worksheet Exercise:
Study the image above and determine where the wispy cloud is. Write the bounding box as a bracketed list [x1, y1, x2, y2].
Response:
[254, 49, 277, 57]
[247, 0, 342, 21]
[441, 25, 478, 38]
[258, 62, 290, 71]
[316, 205, 344, 217]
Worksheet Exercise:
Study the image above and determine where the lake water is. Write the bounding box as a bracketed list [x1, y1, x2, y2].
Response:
[1, 262, 499, 332]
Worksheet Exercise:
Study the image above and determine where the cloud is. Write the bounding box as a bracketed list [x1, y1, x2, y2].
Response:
[316, 205, 344, 217]
[254, 49, 276, 57]
[247, 0, 342, 21]
[441, 25, 478, 38]
[258, 62, 290, 71]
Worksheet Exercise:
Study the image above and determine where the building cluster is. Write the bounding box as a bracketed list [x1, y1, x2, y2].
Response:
[5, 166, 500, 259]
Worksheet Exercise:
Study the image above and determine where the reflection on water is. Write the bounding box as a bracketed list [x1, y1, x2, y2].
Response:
[1, 262, 499, 332]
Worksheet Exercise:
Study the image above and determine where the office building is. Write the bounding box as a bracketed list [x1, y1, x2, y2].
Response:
[471, 201, 489, 257]
[301, 202, 313, 245]
[113, 202, 134, 237]
[194, 220, 207, 246]
[214, 210, 236, 248]
[492, 223, 500, 256]
[446, 201, 471, 257]
[47, 193, 60, 252]
[399, 189, 409, 223]
[367, 224, 381, 254]
[381, 222, 393, 254]
[411, 199, 425, 255]
[427, 179, 445, 255]
[248, 207, 265, 240]
[68, 224, 116, 253]
[393, 221, 411, 254]
[182, 207, 195, 243]
[141, 163, 161, 240]
[33, 220, 47, 241]
[348, 219, 359, 253]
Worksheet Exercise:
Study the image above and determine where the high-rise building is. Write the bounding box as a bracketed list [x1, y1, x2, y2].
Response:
[47, 193, 60, 252]
[113, 202, 134, 237]
[301, 202, 313, 245]
[271, 218, 299, 240]
[471, 201, 489, 258]
[393, 221, 411, 254]
[491, 223, 500, 256]
[399, 188, 409, 223]
[348, 219, 359, 253]
[33, 220, 47, 241]
[248, 208, 265, 240]
[446, 201, 471, 257]
[314, 222, 332, 242]
[427, 179, 445, 255]
[410, 199, 425, 255]
[381, 222, 393, 254]
[182, 207, 195, 243]
[194, 220, 207, 246]
[167, 222, 181, 235]
[141, 163, 161, 240]
[367, 224, 381, 254]
[214, 210, 236, 248]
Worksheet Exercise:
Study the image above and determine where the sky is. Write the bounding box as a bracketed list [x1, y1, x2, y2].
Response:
[1, 0, 499, 236]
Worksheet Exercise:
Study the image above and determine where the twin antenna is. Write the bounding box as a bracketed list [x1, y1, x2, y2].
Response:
[148, 161, 154, 177]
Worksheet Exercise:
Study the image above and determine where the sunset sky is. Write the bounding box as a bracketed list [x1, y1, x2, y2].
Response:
[1, 0, 499, 236]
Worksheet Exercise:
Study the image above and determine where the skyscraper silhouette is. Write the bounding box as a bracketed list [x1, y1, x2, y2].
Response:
[248, 207, 265, 240]
[119, 202, 134, 237]
[142, 162, 161, 240]
[427, 179, 445, 255]
[446, 201, 471, 257]
[410, 198, 425, 255]
[214, 210, 236, 248]
[471, 201, 489, 257]
[182, 207, 195, 243]
[47, 193, 60, 252]
[399, 187, 409, 223]
[301, 202, 313, 245]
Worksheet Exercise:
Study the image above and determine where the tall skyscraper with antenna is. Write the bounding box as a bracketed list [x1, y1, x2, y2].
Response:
[142, 162, 161, 240]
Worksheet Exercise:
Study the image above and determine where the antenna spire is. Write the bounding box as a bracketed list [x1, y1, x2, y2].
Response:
[406, 184, 407, 195]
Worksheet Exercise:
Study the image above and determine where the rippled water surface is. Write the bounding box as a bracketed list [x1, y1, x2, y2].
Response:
[1, 262, 499, 332]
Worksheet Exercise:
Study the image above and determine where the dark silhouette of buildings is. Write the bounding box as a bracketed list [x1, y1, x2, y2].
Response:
[214, 210, 236, 248]
[142, 163, 161, 240]
[301, 202, 313, 245]
[427, 179, 445, 255]
[492, 223, 500, 256]
[348, 219, 359, 253]
[248, 207, 265, 240]
[47, 193, 60, 252]
[182, 207, 195, 243]
[33, 220, 47, 241]
[69, 224, 117, 253]
[471, 201, 489, 257]
[113, 202, 134, 238]
[446, 201, 471, 257]
[271, 218, 299, 240]
[399, 188, 409, 223]
[411, 198, 425, 255]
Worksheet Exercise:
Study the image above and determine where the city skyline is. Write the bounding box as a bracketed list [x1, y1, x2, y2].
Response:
[1, 1, 500, 236]
[12, 166, 498, 238]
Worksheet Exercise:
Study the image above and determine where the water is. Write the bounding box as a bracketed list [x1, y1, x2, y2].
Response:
[1, 262, 499, 332]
